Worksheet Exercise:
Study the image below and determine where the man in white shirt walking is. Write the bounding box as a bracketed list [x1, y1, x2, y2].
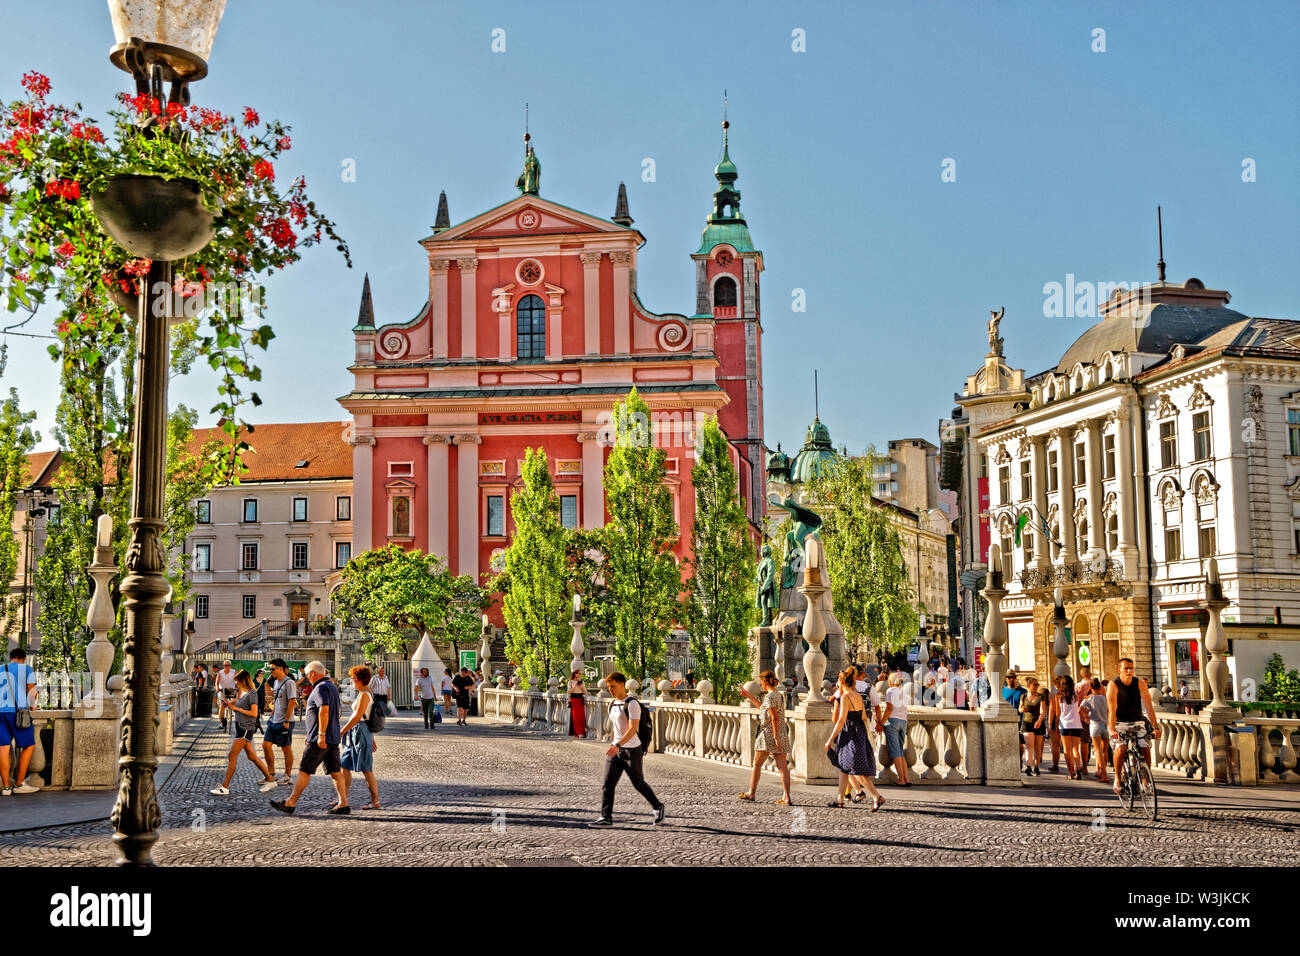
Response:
[215, 660, 237, 731]
[414, 667, 437, 730]
[588, 672, 665, 828]
[262, 659, 298, 786]
[370, 666, 391, 715]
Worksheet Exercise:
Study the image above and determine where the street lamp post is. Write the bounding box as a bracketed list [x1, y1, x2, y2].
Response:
[18, 499, 50, 652]
[94, 0, 226, 867]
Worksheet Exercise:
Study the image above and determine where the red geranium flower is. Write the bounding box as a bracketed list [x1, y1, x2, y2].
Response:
[21, 72, 50, 98]
[124, 257, 153, 277]
[276, 135, 291, 151]
[45, 179, 80, 200]
[56, 241, 76, 258]
[242, 107, 259, 127]
[70, 122, 104, 142]
[253, 158, 274, 182]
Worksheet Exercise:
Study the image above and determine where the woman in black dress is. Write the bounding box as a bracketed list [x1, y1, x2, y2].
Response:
[824, 669, 884, 811]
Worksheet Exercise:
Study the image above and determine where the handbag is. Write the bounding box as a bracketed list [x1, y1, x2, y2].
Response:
[10, 665, 33, 730]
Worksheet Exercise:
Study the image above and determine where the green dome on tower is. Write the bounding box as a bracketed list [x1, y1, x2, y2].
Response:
[790, 417, 839, 483]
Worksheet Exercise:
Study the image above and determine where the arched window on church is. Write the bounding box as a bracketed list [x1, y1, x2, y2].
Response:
[713, 276, 737, 310]
[516, 294, 546, 361]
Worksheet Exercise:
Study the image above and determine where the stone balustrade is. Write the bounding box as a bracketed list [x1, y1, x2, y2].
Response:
[477, 680, 1018, 786]
[1250, 718, 1299, 785]
[872, 709, 983, 785]
[1151, 712, 1206, 779]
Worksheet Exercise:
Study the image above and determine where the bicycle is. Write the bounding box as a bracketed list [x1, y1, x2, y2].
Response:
[1113, 721, 1157, 821]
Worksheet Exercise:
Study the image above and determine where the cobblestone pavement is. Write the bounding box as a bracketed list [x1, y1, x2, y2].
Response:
[3, 711, 1297, 866]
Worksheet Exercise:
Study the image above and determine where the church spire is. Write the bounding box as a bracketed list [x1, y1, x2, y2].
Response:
[433, 190, 450, 233]
[354, 273, 374, 329]
[709, 91, 743, 224]
[612, 181, 633, 226]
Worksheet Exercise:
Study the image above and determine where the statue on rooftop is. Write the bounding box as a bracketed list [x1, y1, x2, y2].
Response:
[988, 306, 1005, 357]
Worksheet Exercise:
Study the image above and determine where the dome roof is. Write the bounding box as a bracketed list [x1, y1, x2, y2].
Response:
[790, 418, 839, 483]
[1055, 283, 1246, 372]
[766, 442, 791, 478]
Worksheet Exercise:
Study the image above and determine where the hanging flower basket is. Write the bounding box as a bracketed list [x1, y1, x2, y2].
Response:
[90, 173, 219, 260]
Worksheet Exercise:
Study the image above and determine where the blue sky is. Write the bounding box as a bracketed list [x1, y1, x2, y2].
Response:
[4, 0, 1298, 456]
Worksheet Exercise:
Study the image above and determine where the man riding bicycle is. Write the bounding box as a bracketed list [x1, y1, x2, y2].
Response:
[1106, 657, 1161, 798]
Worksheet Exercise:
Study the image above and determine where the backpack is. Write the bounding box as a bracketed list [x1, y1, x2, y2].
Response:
[616, 695, 652, 749]
[365, 692, 386, 733]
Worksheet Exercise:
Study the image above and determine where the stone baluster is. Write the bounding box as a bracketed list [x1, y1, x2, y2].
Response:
[1277, 724, 1298, 780]
[480, 614, 493, 689]
[79, 514, 120, 717]
[1257, 727, 1277, 782]
[798, 536, 830, 703]
[919, 721, 942, 780]
[941, 721, 964, 781]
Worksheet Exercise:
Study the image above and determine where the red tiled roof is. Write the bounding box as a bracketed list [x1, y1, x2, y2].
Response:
[22, 450, 60, 488]
[189, 421, 353, 483]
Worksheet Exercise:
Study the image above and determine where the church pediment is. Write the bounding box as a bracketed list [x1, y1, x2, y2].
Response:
[423, 195, 636, 244]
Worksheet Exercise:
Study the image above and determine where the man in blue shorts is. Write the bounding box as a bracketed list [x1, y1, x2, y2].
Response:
[261, 659, 298, 786]
[1, 648, 38, 795]
[270, 660, 347, 815]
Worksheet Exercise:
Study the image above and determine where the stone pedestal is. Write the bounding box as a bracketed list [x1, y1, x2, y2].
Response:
[749, 625, 774, 677]
[980, 708, 1024, 787]
[791, 699, 838, 784]
[1198, 709, 1237, 785]
[70, 716, 121, 790]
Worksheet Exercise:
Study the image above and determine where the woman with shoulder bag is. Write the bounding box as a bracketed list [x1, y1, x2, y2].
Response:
[338, 664, 380, 811]
[737, 671, 793, 805]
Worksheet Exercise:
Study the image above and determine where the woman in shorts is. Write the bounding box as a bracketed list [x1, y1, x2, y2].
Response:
[211, 670, 278, 795]
[1052, 674, 1085, 779]
[1019, 677, 1047, 775]
[1082, 677, 1111, 783]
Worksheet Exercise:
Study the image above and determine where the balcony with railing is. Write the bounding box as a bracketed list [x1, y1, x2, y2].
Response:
[1019, 558, 1124, 593]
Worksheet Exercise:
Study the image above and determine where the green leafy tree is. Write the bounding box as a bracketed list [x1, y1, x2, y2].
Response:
[684, 417, 754, 704]
[809, 452, 918, 656]
[1261, 652, 1300, 705]
[34, 402, 215, 673]
[332, 545, 454, 657]
[499, 448, 571, 683]
[0, 344, 38, 643]
[602, 388, 679, 681]
[563, 527, 616, 648]
[440, 574, 492, 663]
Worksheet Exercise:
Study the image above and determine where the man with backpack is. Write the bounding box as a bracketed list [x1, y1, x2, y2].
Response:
[589, 672, 665, 828]
[262, 659, 298, 786]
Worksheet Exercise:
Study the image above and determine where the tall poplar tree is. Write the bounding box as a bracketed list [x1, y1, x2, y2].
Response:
[0, 345, 39, 643]
[809, 452, 918, 656]
[684, 417, 754, 704]
[602, 388, 678, 681]
[500, 448, 571, 682]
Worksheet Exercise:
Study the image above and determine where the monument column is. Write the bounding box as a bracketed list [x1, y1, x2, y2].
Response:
[578, 430, 604, 528]
[1031, 435, 1049, 570]
[1085, 418, 1103, 555]
[454, 435, 481, 578]
[1054, 429, 1076, 563]
[580, 251, 602, 356]
[424, 434, 450, 562]
[457, 257, 478, 359]
[610, 250, 631, 355]
[430, 259, 450, 358]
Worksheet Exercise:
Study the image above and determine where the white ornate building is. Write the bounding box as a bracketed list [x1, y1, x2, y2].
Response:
[964, 277, 1300, 692]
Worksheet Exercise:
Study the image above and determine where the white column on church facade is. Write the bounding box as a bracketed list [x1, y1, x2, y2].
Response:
[579, 430, 604, 528]
[424, 434, 450, 562]
[1085, 418, 1104, 555]
[455, 435, 481, 578]
[350, 435, 375, 552]
[580, 252, 602, 356]
[1031, 435, 1049, 570]
[610, 250, 631, 355]
[457, 257, 477, 359]
[1055, 428, 1076, 563]
[430, 259, 449, 358]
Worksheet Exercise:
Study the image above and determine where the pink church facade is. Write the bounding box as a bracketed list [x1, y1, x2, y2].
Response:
[339, 133, 766, 625]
